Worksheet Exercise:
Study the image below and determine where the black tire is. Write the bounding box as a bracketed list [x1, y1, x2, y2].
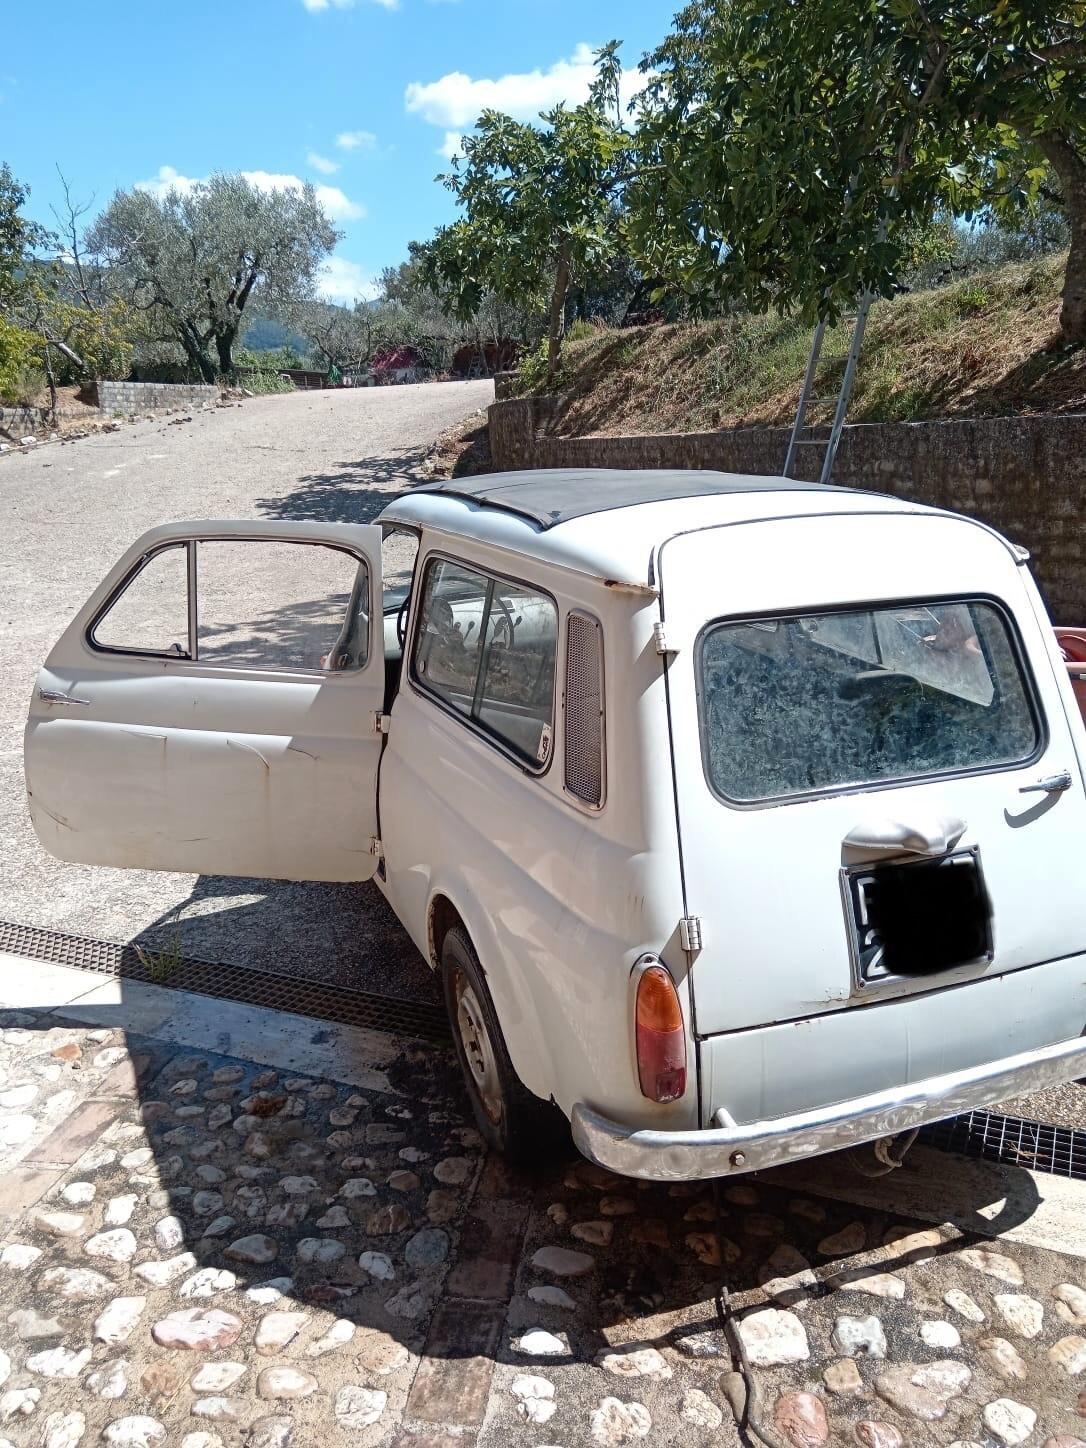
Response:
[440, 925, 567, 1164]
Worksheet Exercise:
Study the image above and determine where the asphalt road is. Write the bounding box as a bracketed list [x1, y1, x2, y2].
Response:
[0, 381, 492, 1001]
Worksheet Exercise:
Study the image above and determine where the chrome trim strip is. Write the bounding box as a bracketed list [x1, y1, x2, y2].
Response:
[571, 1033, 1086, 1181]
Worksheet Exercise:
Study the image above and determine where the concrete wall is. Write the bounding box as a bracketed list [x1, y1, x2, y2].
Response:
[488, 397, 1086, 619]
[96, 381, 219, 415]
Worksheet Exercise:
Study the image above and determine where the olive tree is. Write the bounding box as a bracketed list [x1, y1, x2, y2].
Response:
[631, 0, 1086, 344]
[89, 173, 339, 380]
[294, 299, 374, 373]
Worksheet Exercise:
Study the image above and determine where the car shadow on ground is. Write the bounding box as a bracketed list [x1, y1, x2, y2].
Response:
[127, 876, 439, 1003]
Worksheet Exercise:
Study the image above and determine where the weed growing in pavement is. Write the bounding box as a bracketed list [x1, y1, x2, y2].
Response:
[135, 931, 185, 985]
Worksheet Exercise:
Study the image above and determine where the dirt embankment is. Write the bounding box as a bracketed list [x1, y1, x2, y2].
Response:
[526, 253, 1086, 439]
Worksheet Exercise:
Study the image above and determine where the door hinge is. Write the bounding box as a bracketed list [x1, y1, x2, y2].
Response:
[369, 836, 384, 859]
[373, 712, 391, 735]
[653, 622, 677, 656]
[679, 915, 703, 952]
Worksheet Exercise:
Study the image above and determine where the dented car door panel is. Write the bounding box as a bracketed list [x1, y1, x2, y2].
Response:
[25, 520, 385, 883]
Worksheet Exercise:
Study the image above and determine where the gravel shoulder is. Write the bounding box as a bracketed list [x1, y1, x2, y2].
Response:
[0, 382, 492, 999]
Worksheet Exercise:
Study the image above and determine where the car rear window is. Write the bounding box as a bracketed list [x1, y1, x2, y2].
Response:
[698, 599, 1040, 803]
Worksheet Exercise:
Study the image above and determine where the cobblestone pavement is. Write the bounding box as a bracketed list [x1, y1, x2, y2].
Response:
[1, 966, 1085, 1447]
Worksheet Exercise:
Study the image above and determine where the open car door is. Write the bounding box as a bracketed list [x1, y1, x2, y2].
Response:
[25, 519, 386, 883]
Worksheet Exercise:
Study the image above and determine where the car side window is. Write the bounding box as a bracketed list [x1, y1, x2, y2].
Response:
[412, 556, 558, 768]
[89, 539, 370, 673]
[413, 558, 489, 713]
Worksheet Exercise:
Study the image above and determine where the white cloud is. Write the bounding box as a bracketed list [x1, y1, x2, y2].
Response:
[137, 165, 202, 199]
[336, 129, 378, 151]
[242, 171, 366, 221]
[307, 150, 340, 175]
[437, 131, 463, 161]
[302, 0, 399, 10]
[137, 165, 365, 222]
[404, 42, 645, 130]
[318, 256, 382, 304]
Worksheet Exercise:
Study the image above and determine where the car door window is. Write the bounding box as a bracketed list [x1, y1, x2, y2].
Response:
[91, 544, 190, 657]
[89, 538, 369, 672]
[196, 540, 368, 672]
[413, 558, 489, 714]
[412, 556, 557, 768]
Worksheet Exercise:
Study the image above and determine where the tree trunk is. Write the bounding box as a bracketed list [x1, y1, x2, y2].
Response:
[1035, 134, 1086, 344]
[1060, 181, 1086, 344]
[546, 243, 572, 382]
[215, 325, 238, 377]
[42, 342, 58, 422]
[177, 321, 217, 385]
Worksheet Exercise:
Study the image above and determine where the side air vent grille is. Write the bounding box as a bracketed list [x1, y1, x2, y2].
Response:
[564, 611, 605, 808]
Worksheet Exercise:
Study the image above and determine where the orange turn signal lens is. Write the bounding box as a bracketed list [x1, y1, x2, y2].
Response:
[635, 965, 687, 1103]
[636, 965, 685, 1032]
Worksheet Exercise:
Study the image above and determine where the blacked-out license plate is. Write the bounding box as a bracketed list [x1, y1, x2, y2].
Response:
[848, 848, 993, 985]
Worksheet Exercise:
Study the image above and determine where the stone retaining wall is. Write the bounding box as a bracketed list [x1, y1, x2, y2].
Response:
[95, 381, 219, 415]
[488, 397, 1086, 619]
[0, 402, 101, 434]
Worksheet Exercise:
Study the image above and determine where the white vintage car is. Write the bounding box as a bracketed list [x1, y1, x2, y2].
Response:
[23, 470, 1086, 1180]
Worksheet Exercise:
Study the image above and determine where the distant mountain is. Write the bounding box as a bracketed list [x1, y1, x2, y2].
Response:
[242, 313, 312, 355]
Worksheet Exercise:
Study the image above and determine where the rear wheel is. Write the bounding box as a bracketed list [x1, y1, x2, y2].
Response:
[440, 925, 567, 1163]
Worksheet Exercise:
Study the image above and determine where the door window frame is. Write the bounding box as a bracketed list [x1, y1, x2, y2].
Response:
[86, 533, 374, 675]
[408, 549, 559, 776]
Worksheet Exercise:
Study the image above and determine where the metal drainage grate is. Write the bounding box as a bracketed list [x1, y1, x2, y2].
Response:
[0, 918, 450, 1045]
[920, 1109, 1086, 1179]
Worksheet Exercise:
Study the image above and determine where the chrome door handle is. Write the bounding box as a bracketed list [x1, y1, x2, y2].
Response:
[38, 689, 91, 707]
[1019, 770, 1073, 795]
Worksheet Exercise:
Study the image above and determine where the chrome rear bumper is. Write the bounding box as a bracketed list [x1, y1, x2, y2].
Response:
[571, 1033, 1086, 1182]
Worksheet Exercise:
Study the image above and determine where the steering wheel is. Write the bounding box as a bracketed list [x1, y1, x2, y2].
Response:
[488, 595, 517, 649]
[396, 592, 411, 650]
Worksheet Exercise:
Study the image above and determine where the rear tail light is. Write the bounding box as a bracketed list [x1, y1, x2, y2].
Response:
[635, 964, 687, 1103]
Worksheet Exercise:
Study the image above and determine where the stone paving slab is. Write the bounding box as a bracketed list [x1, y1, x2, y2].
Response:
[0, 964, 1085, 1447]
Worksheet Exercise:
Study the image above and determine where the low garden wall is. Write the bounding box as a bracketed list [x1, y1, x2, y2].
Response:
[488, 397, 1086, 620]
[95, 381, 219, 415]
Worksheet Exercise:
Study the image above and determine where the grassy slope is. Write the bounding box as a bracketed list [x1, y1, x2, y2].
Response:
[537, 253, 1086, 438]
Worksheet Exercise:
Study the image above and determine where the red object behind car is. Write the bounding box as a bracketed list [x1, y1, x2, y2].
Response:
[1055, 628, 1086, 721]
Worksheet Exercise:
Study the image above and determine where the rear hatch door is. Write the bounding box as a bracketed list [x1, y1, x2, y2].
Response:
[658, 509, 1086, 1038]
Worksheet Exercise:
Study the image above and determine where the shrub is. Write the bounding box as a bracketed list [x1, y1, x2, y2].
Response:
[236, 369, 296, 395]
[0, 317, 41, 402]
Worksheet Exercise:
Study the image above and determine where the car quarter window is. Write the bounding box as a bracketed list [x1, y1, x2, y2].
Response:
[91, 543, 190, 657]
[412, 555, 558, 768]
[90, 539, 370, 673]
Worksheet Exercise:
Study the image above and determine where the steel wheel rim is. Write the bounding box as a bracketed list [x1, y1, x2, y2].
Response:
[455, 972, 503, 1124]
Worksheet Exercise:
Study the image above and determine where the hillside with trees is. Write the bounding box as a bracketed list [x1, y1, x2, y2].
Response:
[3, 1, 1083, 430]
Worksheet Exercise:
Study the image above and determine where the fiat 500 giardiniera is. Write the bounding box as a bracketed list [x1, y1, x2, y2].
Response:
[23, 470, 1086, 1179]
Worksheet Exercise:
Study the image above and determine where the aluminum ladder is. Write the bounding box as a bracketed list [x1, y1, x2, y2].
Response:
[781, 270, 880, 487]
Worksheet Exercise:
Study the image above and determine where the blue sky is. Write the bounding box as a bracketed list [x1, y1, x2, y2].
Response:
[3, 0, 672, 305]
